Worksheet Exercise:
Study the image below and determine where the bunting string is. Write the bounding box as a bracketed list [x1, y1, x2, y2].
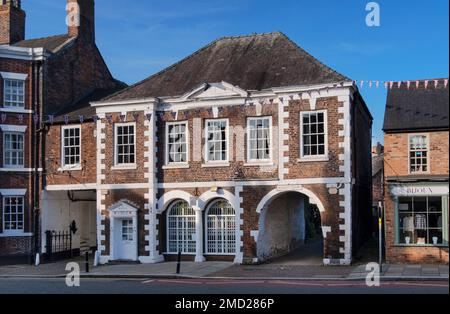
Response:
[0, 79, 447, 124]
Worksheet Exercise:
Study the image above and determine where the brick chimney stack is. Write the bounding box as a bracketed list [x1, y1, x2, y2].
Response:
[0, 0, 26, 45]
[67, 0, 95, 43]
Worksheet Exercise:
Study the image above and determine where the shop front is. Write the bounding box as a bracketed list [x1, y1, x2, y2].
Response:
[386, 182, 449, 264]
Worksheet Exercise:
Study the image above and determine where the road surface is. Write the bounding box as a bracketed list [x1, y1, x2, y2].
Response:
[0, 278, 447, 294]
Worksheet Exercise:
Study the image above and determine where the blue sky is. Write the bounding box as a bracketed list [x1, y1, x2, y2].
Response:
[23, 0, 449, 143]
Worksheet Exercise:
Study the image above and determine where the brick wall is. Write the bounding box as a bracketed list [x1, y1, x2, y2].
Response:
[45, 122, 97, 186]
[384, 130, 449, 264]
[384, 131, 449, 178]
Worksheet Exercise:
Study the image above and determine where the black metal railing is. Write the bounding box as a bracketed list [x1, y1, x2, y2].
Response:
[44, 230, 73, 262]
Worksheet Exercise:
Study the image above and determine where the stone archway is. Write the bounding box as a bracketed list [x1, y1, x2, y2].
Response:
[255, 187, 328, 265]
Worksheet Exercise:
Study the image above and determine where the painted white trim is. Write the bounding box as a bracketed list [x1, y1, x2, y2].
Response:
[0, 189, 26, 196]
[165, 120, 190, 167]
[0, 46, 48, 61]
[255, 185, 326, 214]
[157, 190, 195, 214]
[246, 116, 273, 164]
[0, 125, 27, 133]
[197, 189, 236, 211]
[0, 72, 28, 80]
[3, 131, 25, 169]
[0, 108, 33, 114]
[299, 109, 329, 161]
[45, 178, 350, 192]
[0, 168, 40, 172]
[204, 199, 236, 257]
[0, 232, 33, 238]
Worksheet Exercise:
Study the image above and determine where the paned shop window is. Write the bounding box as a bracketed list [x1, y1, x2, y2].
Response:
[397, 196, 448, 246]
[206, 199, 236, 254]
[167, 201, 196, 253]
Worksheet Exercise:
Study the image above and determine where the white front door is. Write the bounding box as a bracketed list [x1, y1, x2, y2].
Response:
[115, 218, 137, 261]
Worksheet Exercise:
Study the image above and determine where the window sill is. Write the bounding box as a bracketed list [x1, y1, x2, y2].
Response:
[244, 162, 275, 167]
[0, 107, 32, 114]
[58, 166, 83, 172]
[297, 157, 329, 163]
[111, 165, 138, 171]
[162, 164, 190, 170]
[0, 232, 33, 238]
[201, 162, 230, 168]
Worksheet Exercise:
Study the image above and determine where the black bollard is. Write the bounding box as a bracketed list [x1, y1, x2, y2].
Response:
[85, 251, 89, 273]
[176, 251, 181, 274]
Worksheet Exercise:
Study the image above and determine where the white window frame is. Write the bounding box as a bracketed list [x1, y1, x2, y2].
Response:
[299, 110, 329, 161]
[61, 125, 82, 170]
[114, 122, 136, 168]
[246, 116, 273, 164]
[166, 200, 197, 254]
[204, 119, 229, 164]
[3, 79, 25, 109]
[205, 199, 236, 255]
[408, 133, 430, 174]
[3, 131, 25, 169]
[2, 196, 25, 236]
[165, 121, 189, 166]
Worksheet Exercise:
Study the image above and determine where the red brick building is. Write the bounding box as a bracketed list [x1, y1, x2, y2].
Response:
[43, 30, 373, 265]
[2, 1, 373, 266]
[383, 79, 449, 264]
[0, 0, 123, 263]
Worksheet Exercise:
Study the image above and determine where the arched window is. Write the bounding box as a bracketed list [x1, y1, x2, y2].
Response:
[167, 200, 196, 253]
[206, 200, 236, 254]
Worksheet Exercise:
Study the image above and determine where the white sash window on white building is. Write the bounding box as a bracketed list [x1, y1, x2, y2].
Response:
[62, 126, 81, 166]
[206, 119, 228, 162]
[3, 196, 24, 232]
[167, 201, 196, 253]
[409, 134, 429, 173]
[166, 122, 188, 164]
[206, 200, 236, 254]
[3, 132, 24, 167]
[4, 79, 25, 108]
[300, 111, 328, 159]
[247, 117, 271, 162]
[115, 123, 136, 165]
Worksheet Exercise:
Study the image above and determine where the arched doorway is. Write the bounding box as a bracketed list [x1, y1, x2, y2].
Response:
[166, 200, 196, 254]
[256, 190, 325, 265]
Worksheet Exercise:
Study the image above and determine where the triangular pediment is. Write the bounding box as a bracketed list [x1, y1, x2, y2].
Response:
[180, 81, 248, 100]
[109, 200, 139, 213]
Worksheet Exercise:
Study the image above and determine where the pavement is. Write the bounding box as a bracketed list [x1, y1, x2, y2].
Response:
[0, 256, 447, 281]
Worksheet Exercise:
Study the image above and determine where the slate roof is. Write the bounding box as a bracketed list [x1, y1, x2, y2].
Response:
[105, 32, 350, 101]
[383, 79, 449, 132]
[372, 154, 384, 177]
[52, 81, 127, 124]
[12, 34, 74, 53]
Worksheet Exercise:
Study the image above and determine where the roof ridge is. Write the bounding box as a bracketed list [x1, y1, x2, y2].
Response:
[103, 32, 287, 101]
[17, 33, 70, 43]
